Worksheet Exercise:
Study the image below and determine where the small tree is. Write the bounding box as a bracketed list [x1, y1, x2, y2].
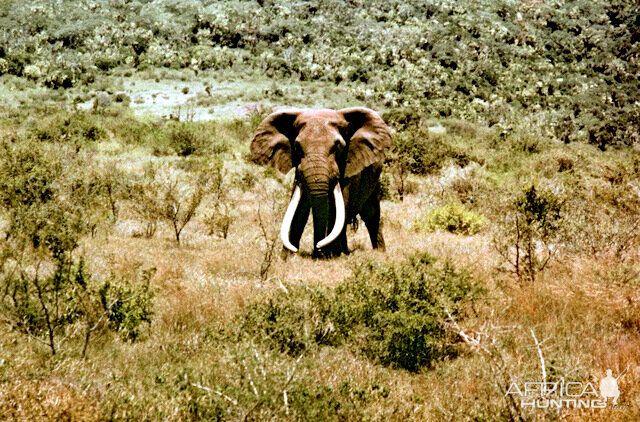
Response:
[203, 161, 236, 239]
[255, 182, 288, 282]
[1, 254, 155, 356]
[130, 164, 209, 245]
[160, 176, 206, 246]
[386, 127, 469, 200]
[494, 185, 564, 283]
[0, 140, 154, 356]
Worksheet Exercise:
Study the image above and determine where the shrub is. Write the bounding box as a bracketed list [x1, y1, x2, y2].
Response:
[129, 164, 211, 244]
[203, 203, 234, 239]
[0, 139, 106, 253]
[99, 269, 155, 342]
[381, 108, 422, 131]
[493, 185, 564, 283]
[239, 253, 481, 372]
[168, 123, 201, 157]
[31, 111, 107, 145]
[161, 122, 226, 157]
[129, 177, 162, 238]
[0, 138, 153, 354]
[416, 202, 486, 235]
[159, 176, 207, 245]
[0, 256, 89, 355]
[0, 254, 155, 354]
[333, 253, 480, 371]
[240, 287, 335, 356]
[113, 92, 131, 106]
[200, 160, 235, 239]
[387, 128, 473, 199]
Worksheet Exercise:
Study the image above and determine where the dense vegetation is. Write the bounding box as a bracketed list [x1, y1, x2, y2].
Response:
[1, 0, 638, 146]
[0, 1, 639, 421]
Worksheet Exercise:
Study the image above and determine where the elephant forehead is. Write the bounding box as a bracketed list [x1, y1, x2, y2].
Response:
[297, 110, 346, 127]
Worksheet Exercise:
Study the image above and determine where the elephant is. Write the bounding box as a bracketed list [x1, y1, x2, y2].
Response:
[250, 107, 393, 258]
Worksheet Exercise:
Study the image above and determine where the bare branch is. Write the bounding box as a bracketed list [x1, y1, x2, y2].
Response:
[190, 383, 238, 406]
[530, 328, 547, 397]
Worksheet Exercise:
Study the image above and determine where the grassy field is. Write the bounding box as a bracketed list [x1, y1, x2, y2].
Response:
[1, 1, 639, 421]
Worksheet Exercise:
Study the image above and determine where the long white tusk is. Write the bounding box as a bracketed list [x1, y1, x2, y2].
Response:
[316, 184, 345, 249]
[280, 185, 302, 252]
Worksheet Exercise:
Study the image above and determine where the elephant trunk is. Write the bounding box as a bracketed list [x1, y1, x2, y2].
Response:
[300, 158, 345, 250]
[316, 184, 345, 249]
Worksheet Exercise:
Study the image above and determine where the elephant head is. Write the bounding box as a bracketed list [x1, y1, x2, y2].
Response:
[250, 107, 392, 255]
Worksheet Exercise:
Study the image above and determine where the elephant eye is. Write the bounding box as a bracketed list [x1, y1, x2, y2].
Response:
[331, 138, 346, 154]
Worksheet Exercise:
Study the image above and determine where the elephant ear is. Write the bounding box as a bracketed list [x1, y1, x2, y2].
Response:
[250, 108, 302, 173]
[340, 107, 393, 178]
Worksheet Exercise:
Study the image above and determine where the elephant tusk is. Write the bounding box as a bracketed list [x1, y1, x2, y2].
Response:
[280, 184, 302, 252]
[316, 184, 345, 249]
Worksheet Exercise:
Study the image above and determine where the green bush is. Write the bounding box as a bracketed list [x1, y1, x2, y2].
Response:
[240, 287, 337, 356]
[31, 111, 107, 145]
[1, 250, 155, 354]
[416, 202, 486, 235]
[0, 137, 124, 250]
[333, 253, 481, 371]
[494, 185, 565, 283]
[239, 253, 481, 372]
[0, 140, 82, 254]
[113, 92, 131, 106]
[390, 128, 472, 176]
[99, 269, 155, 342]
[381, 108, 423, 131]
[0, 137, 153, 353]
[0, 257, 89, 355]
[168, 122, 201, 157]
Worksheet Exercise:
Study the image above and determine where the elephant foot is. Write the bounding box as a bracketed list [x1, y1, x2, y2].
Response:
[312, 247, 346, 259]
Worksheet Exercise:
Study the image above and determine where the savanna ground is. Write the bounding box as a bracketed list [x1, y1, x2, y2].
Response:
[1, 1, 639, 421]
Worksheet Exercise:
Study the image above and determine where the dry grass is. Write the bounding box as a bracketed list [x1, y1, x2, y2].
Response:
[1, 117, 639, 421]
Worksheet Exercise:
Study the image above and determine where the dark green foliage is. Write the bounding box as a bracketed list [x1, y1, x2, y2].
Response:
[0, 137, 123, 252]
[382, 108, 423, 131]
[99, 269, 155, 342]
[147, 121, 229, 157]
[0, 257, 86, 351]
[288, 381, 382, 421]
[495, 185, 565, 283]
[0, 140, 59, 209]
[0, 136, 154, 352]
[113, 92, 131, 106]
[169, 122, 200, 157]
[239, 253, 481, 372]
[390, 128, 472, 176]
[0, 0, 636, 145]
[30, 111, 107, 144]
[333, 253, 480, 371]
[0, 254, 155, 354]
[0, 140, 82, 255]
[240, 287, 338, 356]
[515, 185, 563, 238]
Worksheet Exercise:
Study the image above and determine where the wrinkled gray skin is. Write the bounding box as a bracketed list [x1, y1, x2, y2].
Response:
[250, 107, 393, 258]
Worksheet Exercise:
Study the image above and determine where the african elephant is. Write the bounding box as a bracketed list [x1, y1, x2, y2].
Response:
[250, 107, 393, 257]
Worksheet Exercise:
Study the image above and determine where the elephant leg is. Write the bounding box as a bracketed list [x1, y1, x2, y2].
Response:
[360, 188, 385, 251]
[288, 191, 311, 250]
